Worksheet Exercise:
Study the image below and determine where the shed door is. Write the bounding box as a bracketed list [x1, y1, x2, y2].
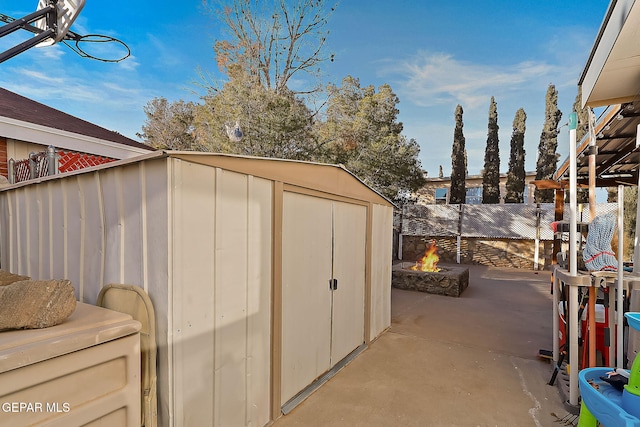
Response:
[330, 200, 366, 364]
[281, 192, 333, 403]
[281, 192, 366, 404]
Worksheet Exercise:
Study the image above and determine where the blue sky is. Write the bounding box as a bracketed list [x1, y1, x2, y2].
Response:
[0, 1, 610, 177]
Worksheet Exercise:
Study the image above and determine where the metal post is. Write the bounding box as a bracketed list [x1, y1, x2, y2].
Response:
[28, 152, 36, 180]
[634, 123, 640, 273]
[456, 204, 463, 264]
[553, 270, 559, 363]
[618, 185, 624, 369]
[587, 115, 598, 369]
[47, 145, 57, 176]
[7, 159, 14, 184]
[534, 204, 541, 270]
[568, 112, 579, 406]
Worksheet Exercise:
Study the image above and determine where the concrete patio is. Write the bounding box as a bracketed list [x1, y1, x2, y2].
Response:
[272, 263, 571, 426]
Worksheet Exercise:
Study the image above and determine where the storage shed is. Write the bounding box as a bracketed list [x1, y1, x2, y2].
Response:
[0, 151, 394, 427]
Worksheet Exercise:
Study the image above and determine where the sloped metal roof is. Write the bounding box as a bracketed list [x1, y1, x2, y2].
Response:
[554, 102, 640, 187]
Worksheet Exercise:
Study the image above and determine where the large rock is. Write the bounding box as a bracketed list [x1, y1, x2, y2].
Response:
[0, 270, 30, 286]
[0, 280, 76, 330]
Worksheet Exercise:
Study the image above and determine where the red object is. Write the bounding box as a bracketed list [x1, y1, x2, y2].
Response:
[580, 295, 615, 369]
[558, 298, 616, 369]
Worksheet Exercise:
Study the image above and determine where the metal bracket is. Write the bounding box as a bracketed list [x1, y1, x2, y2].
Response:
[0, 2, 58, 63]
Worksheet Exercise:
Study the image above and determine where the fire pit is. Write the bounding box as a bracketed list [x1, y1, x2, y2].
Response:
[392, 263, 469, 297]
[392, 242, 469, 297]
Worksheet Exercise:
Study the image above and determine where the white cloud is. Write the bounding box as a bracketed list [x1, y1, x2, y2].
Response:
[381, 51, 573, 111]
[117, 54, 140, 71]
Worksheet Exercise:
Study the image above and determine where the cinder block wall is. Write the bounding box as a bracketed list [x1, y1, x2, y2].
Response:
[401, 235, 554, 270]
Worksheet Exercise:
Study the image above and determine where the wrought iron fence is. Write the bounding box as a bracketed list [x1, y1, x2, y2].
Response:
[8, 146, 57, 184]
[7, 146, 116, 184]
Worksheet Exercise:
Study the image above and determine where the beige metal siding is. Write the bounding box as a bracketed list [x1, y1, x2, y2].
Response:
[0, 152, 390, 427]
[331, 201, 366, 362]
[280, 192, 368, 405]
[281, 192, 333, 403]
[0, 162, 168, 295]
[171, 161, 272, 427]
[0, 158, 173, 422]
[370, 203, 393, 340]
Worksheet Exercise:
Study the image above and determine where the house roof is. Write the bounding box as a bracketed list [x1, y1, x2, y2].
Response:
[553, 0, 640, 188]
[579, 0, 640, 108]
[0, 87, 152, 158]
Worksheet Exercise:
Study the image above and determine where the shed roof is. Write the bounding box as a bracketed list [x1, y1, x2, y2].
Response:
[0, 87, 152, 158]
[1, 150, 394, 207]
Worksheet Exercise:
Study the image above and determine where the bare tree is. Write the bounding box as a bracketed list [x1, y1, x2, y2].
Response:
[206, 0, 336, 95]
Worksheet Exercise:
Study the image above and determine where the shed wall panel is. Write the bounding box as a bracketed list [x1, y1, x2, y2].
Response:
[171, 160, 217, 426]
[77, 173, 106, 304]
[48, 180, 66, 282]
[140, 159, 171, 427]
[100, 169, 124, 286]
[0, 193, 14, 269]
[215, 170, 272, 427]
[121, 166, 145, 287]
[370, 204, 393, 340]
[245, 176, 272, 426]
[281, 192, 333, 403]
[171, 163, 272, 427]
[26, 185, 41, 278]
[214, 169, 250, 427]
[63, 178, 83, 299]
[15, 188, 26, 274]
[34, 184, 49, 279]
[331, 201, 366, 363]
[0, 159, 173, 424]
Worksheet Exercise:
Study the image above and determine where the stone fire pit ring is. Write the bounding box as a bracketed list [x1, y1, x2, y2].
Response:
[392, 262, 469, 297]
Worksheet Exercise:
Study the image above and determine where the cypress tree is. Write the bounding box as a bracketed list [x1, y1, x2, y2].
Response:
[450, 104, 467, 204]
[505, 108, 527, 203]
[534, 84, 562, 203]
[482, 96, 500, 203]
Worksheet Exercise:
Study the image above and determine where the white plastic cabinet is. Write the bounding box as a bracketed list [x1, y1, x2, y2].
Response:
[0, 302, 141, 427]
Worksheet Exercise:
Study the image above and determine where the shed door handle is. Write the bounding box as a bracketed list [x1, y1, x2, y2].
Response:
[329, 278, 338, 290]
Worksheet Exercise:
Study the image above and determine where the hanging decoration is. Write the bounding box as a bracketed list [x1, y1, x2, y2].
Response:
[225, 121, 243, 142]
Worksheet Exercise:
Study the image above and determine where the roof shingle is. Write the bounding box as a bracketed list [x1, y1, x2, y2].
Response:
[0, 87, 151, 151]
